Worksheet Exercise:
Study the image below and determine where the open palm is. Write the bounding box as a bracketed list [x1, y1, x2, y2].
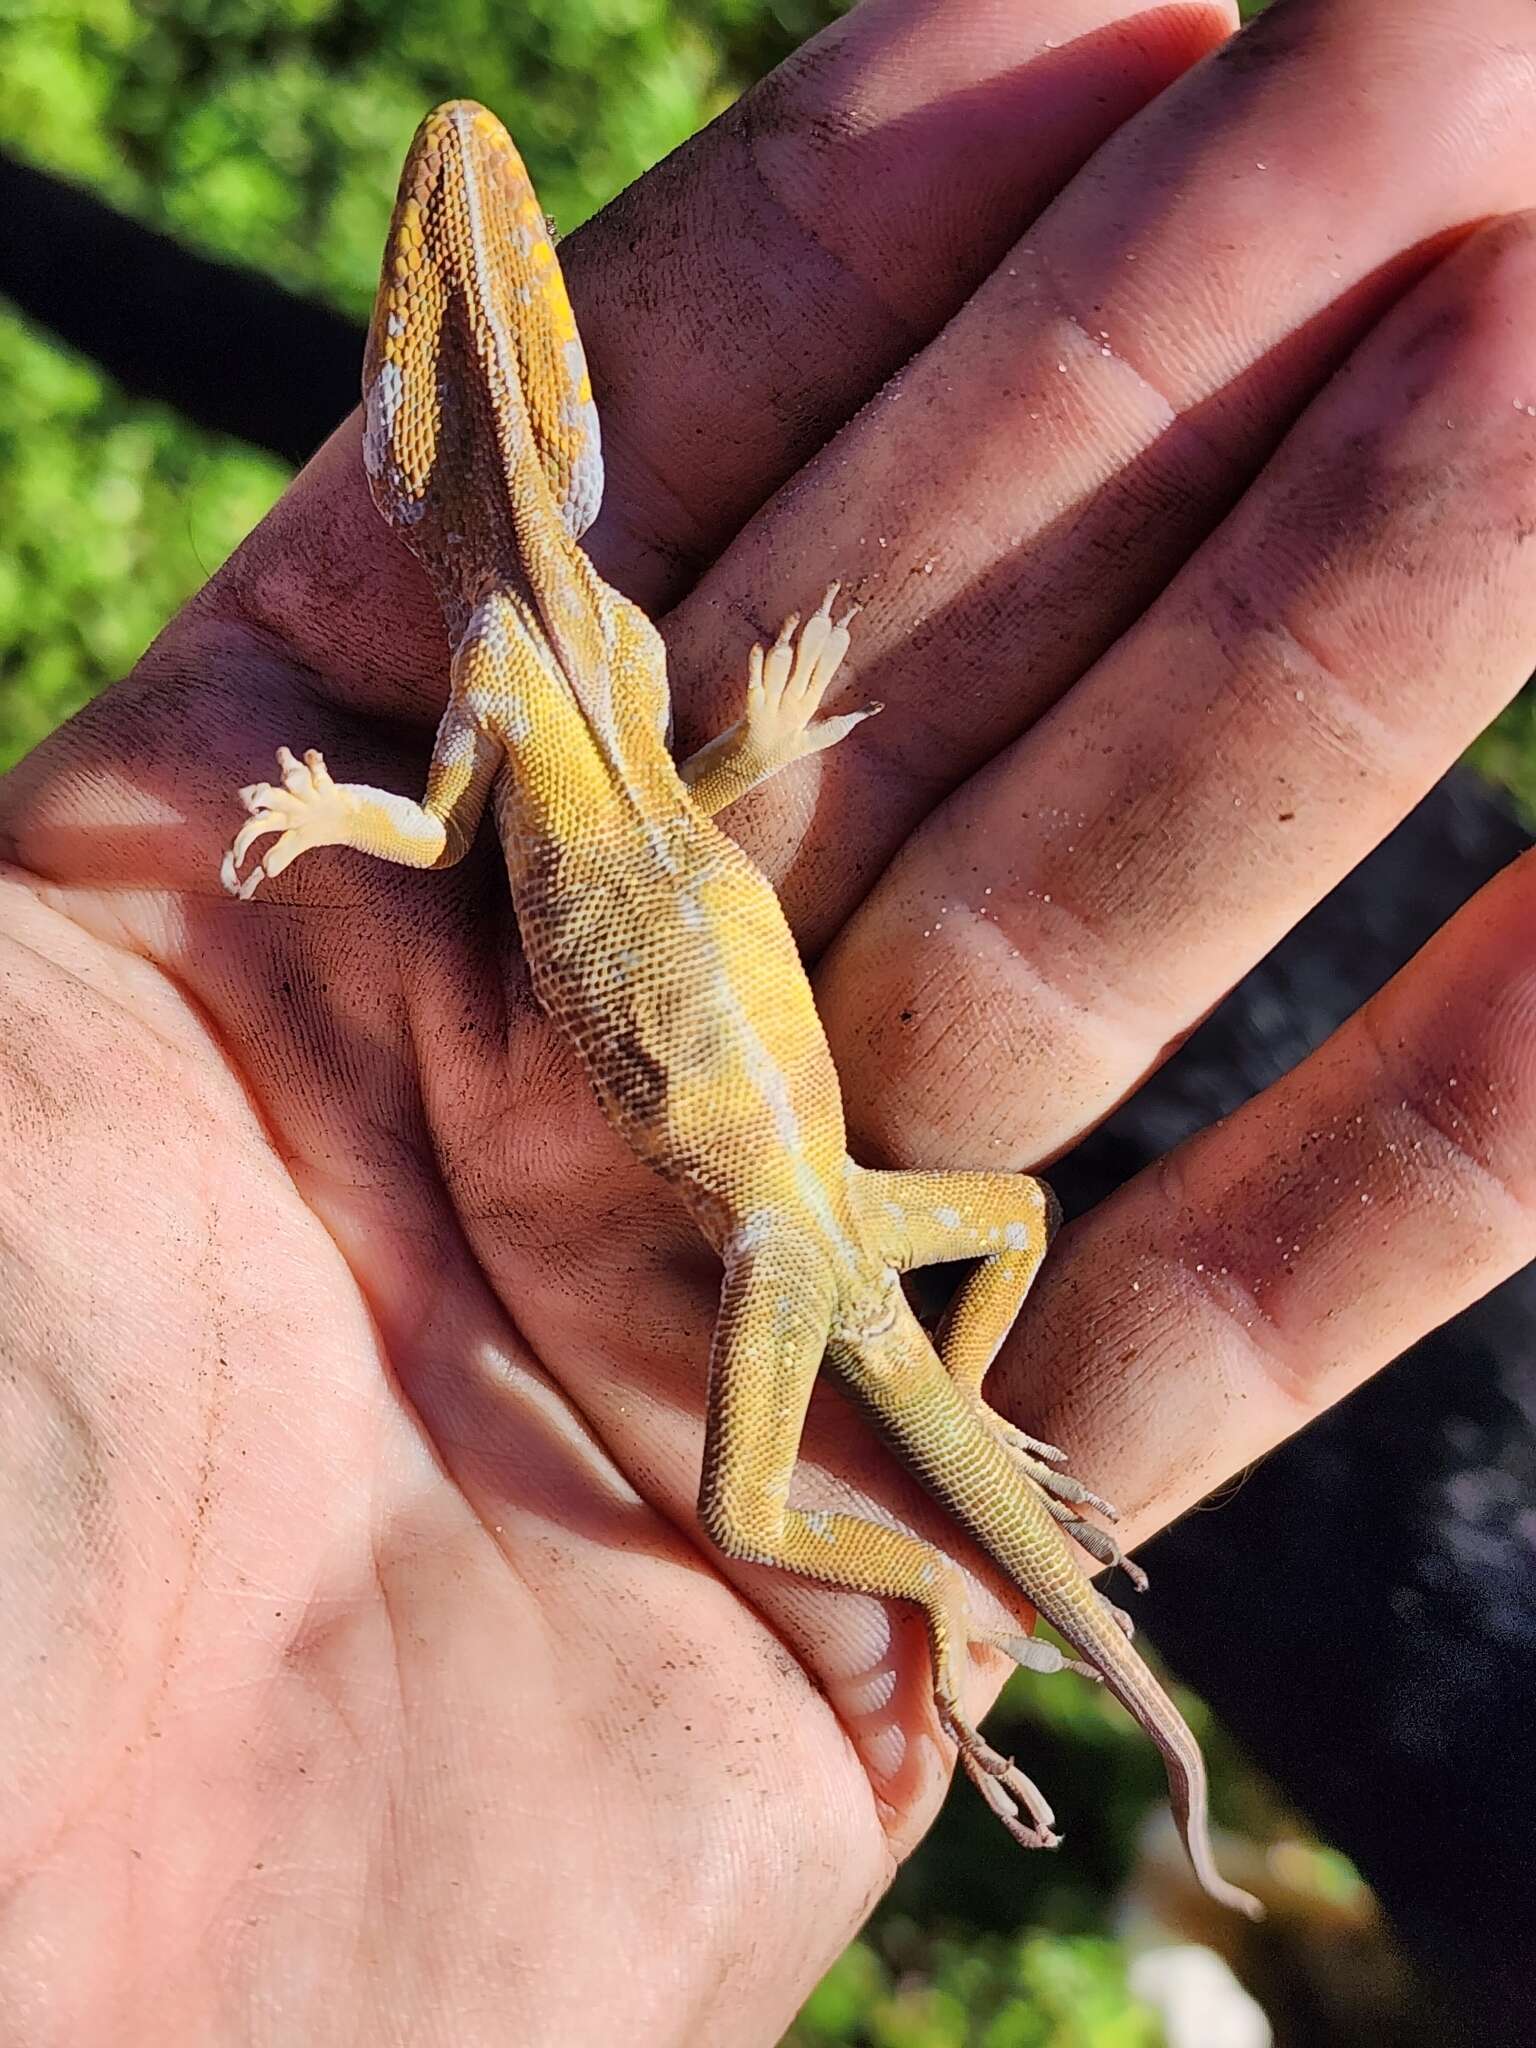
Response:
[5, 1, 1536, 2041]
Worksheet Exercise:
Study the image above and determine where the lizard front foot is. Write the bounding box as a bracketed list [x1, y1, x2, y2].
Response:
[220, 747, 359, 899]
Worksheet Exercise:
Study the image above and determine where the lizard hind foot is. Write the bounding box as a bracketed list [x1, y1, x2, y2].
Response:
[941, 1706, 1060, 1850]
[969, 1398, 1141, 1585]
[220, 747, 358, 899]
[988, 1414, 1119, 1521]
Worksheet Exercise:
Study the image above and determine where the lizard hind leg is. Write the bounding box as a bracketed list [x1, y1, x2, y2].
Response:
[697, 1251, 1058, 1849]
[849, 1165, 1147, 1589]
[780, 1507, 1061, 1852]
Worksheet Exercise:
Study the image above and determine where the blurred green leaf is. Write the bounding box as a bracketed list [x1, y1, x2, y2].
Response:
[786, 1928, 1164, 2047]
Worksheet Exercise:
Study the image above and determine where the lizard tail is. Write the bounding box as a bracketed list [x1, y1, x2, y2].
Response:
[1026, 1573, 1265, 1920]
[847, 1328, 1264, 1918]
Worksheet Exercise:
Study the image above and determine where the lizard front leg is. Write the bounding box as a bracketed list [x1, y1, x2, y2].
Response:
[849, 1166, 1146, 1589]
[220, 716, 500, 900]
[218, 604, 538, 899]
[679, 586, 880, 817]
[700, 1248, 1059, 1849]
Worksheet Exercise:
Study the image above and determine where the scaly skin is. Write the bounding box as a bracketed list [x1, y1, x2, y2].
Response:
[221, 98, 1260, 1917]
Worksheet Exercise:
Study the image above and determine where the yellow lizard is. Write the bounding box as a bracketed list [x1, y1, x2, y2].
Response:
[221, 99, 1261, 1919]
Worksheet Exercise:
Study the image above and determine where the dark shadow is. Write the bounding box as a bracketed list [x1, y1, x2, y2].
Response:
[0, 149, 364, 464]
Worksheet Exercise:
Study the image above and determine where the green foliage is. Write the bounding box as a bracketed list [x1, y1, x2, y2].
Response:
[1470, 695, 1536, 823]
[0, 0, 842, 764]
[0, 0, 791, 269]
[787, 1928, 1163, 2048]
[0, 306, 284, 764]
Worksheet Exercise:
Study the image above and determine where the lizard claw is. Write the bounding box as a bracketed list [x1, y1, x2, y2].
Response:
[1059, 1514, 1150, 1592]
[941, 1707, 1060, 1850]
[963, 1396, 1149, 1590]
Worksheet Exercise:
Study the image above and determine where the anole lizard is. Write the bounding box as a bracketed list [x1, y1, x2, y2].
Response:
[221, 99, 1261, 1918]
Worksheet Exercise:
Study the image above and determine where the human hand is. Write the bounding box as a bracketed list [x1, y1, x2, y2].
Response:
[4, 0, 1536, 2040]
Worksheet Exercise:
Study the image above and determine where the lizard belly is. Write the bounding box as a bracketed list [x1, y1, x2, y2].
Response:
[505, 802, 847, 1228]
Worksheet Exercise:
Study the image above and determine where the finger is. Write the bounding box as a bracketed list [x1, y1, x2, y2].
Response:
[579, 0, 1238, 594]
[994, 838, 1536, 1545]
[671, 0, 1536, 918]
[233, 0, 1233, 708]
[821, 207, 1536, 1165]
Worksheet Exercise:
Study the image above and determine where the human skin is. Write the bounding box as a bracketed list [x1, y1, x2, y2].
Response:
[4, 0, 1536, 2040]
